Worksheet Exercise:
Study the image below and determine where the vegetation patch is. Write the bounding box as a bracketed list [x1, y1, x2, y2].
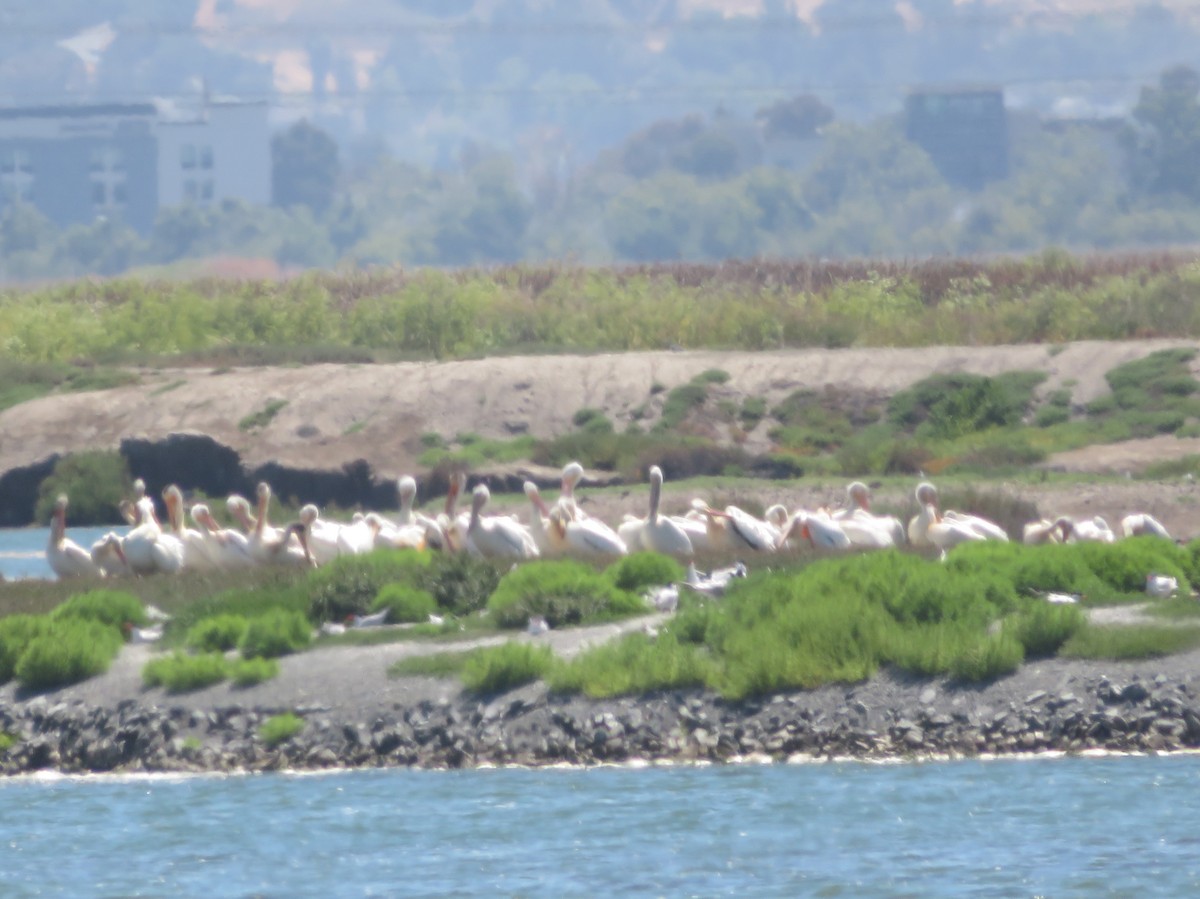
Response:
[142, 652, 229, 693]
[34, 453, 133, 525]
[50, 590, 148, 631]
[605, 552, 686, 594]
[229, 656, 280, 687]
[15, 618, 123, 691]
[185, 615, 249, 654]
[306, 549, 431, 623]
[461, 643, 555, 694]
[487, 560, 648, 629]
[238, 609, 312, 659]
[1060, 625, 1200, 660]
[388, 651, 474, 679]
[371, 584, 438, 624]
[259, 713, 305, 747]
[238, 399, 289, 431]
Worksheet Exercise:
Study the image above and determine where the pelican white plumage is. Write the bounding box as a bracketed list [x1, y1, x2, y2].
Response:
[296, 504, 346, 564]
[1120, 512, 1171, 540]
[691, 499, 779, 553]
[367, 512, 426, 550]
[89, 532, 131, 577]
[834, 482, 907, 545]
[237, 483, 312, 567]
[46, 494, 104, 579]
[120, 478, 147, 526]
[336, 513, 378, 556]
[119, 497, 185, 576]
[558, 461, 589, 520]
[1056, 515, 1115, 544]
[547, 504, 628, 559]
[190, 503, 257, 569]
[778, 510, 852, 551]
[620, 466, 694, 558]
[466, 484, 540, 559]
[163, 485, 217, 570]
[1022, 518, 1063, 545]
[394, 475, 440, 534]
[523, 481, 555, 555]
[908, 482, 1007, 545]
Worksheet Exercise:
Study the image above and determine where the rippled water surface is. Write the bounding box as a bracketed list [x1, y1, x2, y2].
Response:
[1, 757, 1198, 897]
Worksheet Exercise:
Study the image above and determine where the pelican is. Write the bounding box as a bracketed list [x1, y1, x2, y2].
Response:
[778, 510, 852, 551]
[89, 532, 131, 577]
[619, 466, 694, 558]
[523, 481, 555, 555]
[394, 475, 440, 534]
[1022, 518, 1063, 545]
[120, 478, 147, 526]
[1056, 515, 1115, 544]
[690, 499, 779, 553]
[237, 483, 312, 566]
[190, 503, 257, 568]
[336, 512, 378, 556]
[908, 482, 1007, 544]
[547, 505, 628, 559]
[296, 504, 345, 564]
[465, 484, 540, 559]
[163, 485, 217, 570]
[367, 512, 426, 550]
[1120, 513, 1171, 540]
[558, 461, 589, 520]
[834, 482, 907, 545]
[46, 494, 104, 579]
[119, 496, 185, 576]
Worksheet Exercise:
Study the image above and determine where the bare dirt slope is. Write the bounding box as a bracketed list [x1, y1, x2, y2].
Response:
[2, 338, 1197, 481]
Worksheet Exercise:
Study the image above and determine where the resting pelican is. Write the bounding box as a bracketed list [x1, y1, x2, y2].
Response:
[235, 483, 311, 566]
[46, 494, 104, 579]
[523, 481, 556, 555]
[558, 461, 589, 520]
[296, 504, 346, 564]
[190, 503, 256, 569]
[1022, 518, 1063, 545]
[690, 499, 779, 553]
[367, 512, 426, 550]
[1120, 513, 1171, 540]
[163, 485, 217, 570]
[119, 497, 185, 575]
[908, 482, 1007, 544]
[1056, 515, 1115, 543]
[778, 510, 852, 551]
[908, 494, 985, 555]
[465, 484, 540, 559]
[547, 504, 628, 559]
[834, 482, 907, 545]
[336, 512, 378, 556]
[89, 532, 131, 577]
[618, 466, 694, 558]
[120, 478, 148, 526]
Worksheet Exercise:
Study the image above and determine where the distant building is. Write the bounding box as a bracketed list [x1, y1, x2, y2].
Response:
[0, 98, 270, 233]
[904, 87, 1009, 190]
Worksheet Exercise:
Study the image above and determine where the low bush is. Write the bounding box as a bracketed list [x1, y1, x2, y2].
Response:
[1074, 538, 1191, 595]
[948, 631, 1025, 683]
[604, 552, 686, 594]
[371, 584, 438, 623]
[1005, 602, 1086, 659]
[229, 656, 280, 687]
[185, 615, 249, 653]
[488, 560, 648, 629]
[259, 712, 305, 747]
[550, 631, 713, 697]
[417, 553, 503, 617]
[33, 451, 132, 526]
[307, 549, 431, 623]
[50, 590, 147, 631]
[239, 609, 312, 659]
[142, 652, 229, 693]
[461, 643, 555, 694]
[166, 578, 309, 643]
[0, 615, 49, 684]
[15, 618, 123, 690]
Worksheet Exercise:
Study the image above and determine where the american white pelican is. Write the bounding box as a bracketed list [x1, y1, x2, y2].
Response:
[237, 483, 312, 566]
[1146, 573, 1179, 597]
[163, 485, 218, 570]
[1056, 515, 1115, 544]
[394, 475, 441, 534]
[367, 512, 426, 550]
[190, 503, 257, 569]
[834, 482, 907, 545]
[690, 499, 779, 553]
[295, 504, 346, 564]
[683, 560, 749, 597]
[465, 484, 540, 559]
[119, 498, 185, 576]
[908, 496, 985, 555]
[908, 482, 1007, 544]
[46, 494, 104, 579]
[620, 466, 694, 559]
[779, 510, 852, 551]
[836, 515, 900, 549]
[1120, 513, 1172, 540]
[1022, 518, 1063, 545]
[337, 513, 378, 556]
[120, 478, 147, 526]
[89, 532, 131, 577]
[547, 505, 628, 559]
[523, 481, 555, 555]
[558, 461, 589, 520]
[942, 510, 1010, 542]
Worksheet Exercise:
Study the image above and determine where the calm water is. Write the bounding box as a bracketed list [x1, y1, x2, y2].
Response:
[1, 526, 122, 581]
[0, 757, 1197, 897]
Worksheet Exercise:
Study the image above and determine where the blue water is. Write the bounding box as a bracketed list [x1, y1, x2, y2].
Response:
[0, 757, 1197, 897]
[1, 526, 121, 581]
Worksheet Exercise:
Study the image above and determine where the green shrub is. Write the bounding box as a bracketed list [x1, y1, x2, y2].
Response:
[229, 656, 280, 687]
[259, 712, 305, 747]
[15, 619, 123, 690]
[1005, 602, 1086, 659]
[658, 382, 709, 430]
[417, 553, 503, 617]
[0, 615, 49, 684]
[739, 396, 768, 428]
[461, 643, 554, 694]
[605, 552, 686, 594]
[239, 609, 312, 659]
[371, 584, 438, 623]
[1034, 405, 1070, 427]
[33, 451, 132, 525]
[0, 731, 18, 753]
[488, 560, 648, 629]
[142, 652, 229, 693]
[50, 590, 147, 631]
[949, 631, 1024, 683]
[185, 615, 249, 653]
[572, 407, 614, 433]
[550, 631, 713, 697]
[307, 549, 431, 623]
[1074, 538, 1191, 595]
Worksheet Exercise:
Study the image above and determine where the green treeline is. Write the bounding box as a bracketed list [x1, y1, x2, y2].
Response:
[3, 251, 1200, 364]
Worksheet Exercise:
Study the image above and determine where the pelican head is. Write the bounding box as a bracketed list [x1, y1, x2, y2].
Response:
[848, 481, 871, 510]
[398, 475, 417, 504]
[915, 481, 938, 507]
[764, 504, 789, 529]
[299, 503, 320, 526]
[561, 461, 585, 493]
[132, 478, 146, 500]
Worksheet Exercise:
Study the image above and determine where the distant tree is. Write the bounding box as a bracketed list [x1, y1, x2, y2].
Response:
[1124, 65, 1200, 200]
[54, 218, 143, 276]
[0, 203, 54, 254]
[672, 130, 741, 180]
[428, 159, 531, 264]
[272, 120, 341, 214]
[756, 95, 835, 141]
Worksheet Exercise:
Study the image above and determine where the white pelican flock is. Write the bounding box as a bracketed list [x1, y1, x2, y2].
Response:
[44, 465, 1178, 580]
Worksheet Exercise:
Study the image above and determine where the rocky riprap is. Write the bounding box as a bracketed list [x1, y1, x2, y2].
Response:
[3, 671, 1200, 775]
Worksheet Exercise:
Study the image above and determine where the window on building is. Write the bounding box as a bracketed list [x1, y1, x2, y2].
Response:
[184, 179, 197, 200]
[112, 182, 127, 205]
[181, 144, 196, 169]
[91, 182, 107, 205]
[199, 145, 214, 169]
[200, 179, 214, 201]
